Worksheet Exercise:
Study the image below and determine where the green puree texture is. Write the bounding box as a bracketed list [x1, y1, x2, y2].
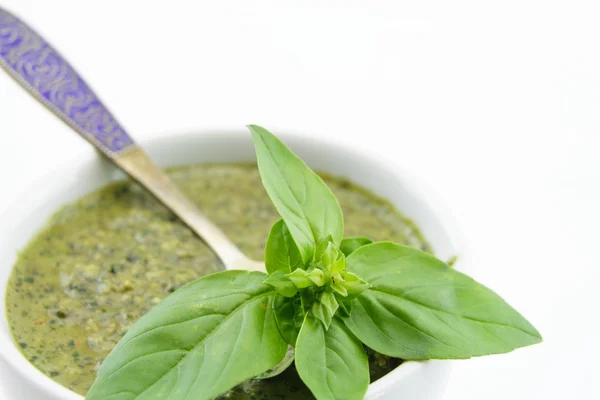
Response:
[6, 164, 431, 399]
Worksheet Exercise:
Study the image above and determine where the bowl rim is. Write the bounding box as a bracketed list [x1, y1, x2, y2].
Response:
[0, 128, 464, 399]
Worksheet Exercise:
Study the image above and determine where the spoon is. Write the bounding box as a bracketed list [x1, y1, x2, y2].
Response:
[0, 7, 294, 377]
[0, 7, 261, 271]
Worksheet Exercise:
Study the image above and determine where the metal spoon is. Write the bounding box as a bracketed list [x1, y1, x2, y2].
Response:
[0, 7, 261, 271]
[0, 7, 293, 377]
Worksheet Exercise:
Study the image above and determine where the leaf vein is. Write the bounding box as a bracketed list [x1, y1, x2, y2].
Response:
[354, 296, 421, 353]
[259, 134, 318, 248]
[375, 297, 463, 350]
[372, 288, 538, 337]
[119, 292, 275, 399]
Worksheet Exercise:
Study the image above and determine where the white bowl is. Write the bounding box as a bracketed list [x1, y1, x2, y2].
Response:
[0, 129, 462, 400]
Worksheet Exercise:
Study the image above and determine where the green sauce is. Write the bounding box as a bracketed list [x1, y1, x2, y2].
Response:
[6, 164, 430, 398]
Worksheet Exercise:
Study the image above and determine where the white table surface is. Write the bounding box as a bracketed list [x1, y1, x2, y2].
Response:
[0, 1, 598, 399]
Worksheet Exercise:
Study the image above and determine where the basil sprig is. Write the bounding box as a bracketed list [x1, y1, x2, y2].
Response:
[87, 126, 542, 400]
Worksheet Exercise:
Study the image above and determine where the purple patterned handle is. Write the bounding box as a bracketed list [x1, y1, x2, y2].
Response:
[0, 7, 135, 155]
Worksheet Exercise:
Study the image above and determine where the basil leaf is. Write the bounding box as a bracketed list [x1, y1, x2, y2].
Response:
[311, 291, 339, 329]
[287, 267, 326, 288]
[255, 346, 296, 379]
[314, 235, 335, 261]
[249, 125, 344, 262]
[264, 271, 298, 297]
[337, 297, 353, 317]
[265, 219, 303, 274]
[343, 242, 542, 360]
[320, 241, 340, 269]
[273, 295, 304, 346]
[295, 316, 369, 400]
[339, 271, 370, 299]
[86, 271, 287, 400]
[300, 288, 317, 315]
[330, 275, 349, 296]
[340, 236, 373, 256]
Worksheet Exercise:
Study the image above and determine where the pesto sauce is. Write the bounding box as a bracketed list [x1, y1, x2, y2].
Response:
[6, 164, 431, 398]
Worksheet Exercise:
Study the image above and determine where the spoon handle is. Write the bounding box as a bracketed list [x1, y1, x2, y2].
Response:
[0, 8, 134, 157]
[0, 7, 247, 267]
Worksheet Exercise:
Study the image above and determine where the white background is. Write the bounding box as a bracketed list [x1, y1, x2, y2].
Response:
[0, 1, 598, 399]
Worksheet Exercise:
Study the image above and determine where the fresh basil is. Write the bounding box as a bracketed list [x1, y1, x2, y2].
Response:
[295, 316, 369, 400]
[86, 271, 287, 400]
[89, 125, 541, 400]
[264, 270, 299, 297]
[265, 219, 303, 274]
[249, 124, 344, 263]
[287, 267, 326, 288]
[311, 291, 339, 329]
[273, 294, 304, 346]
[340, 236, 373, 256]
[342, 242, 542, 359]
